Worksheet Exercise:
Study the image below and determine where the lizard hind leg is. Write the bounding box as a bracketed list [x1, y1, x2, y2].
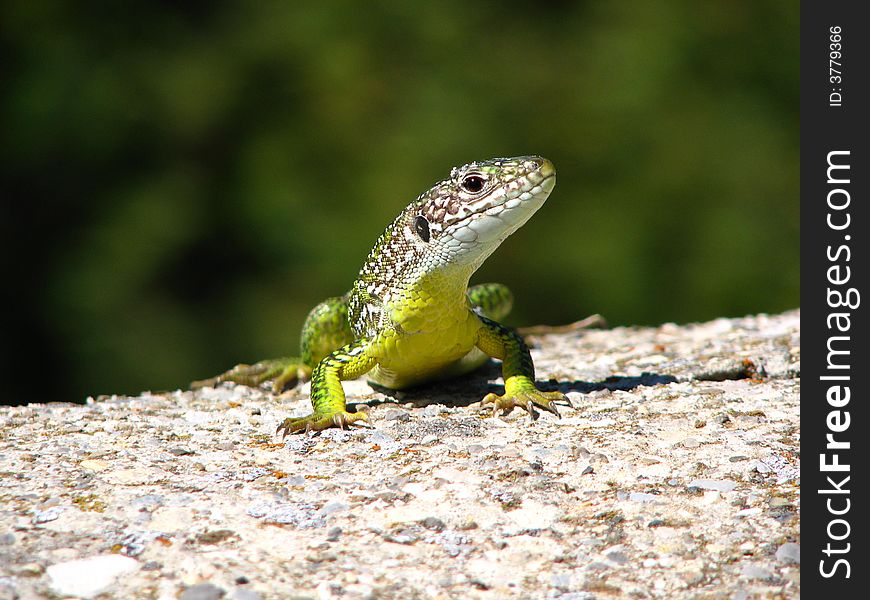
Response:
[467, 283, 514, 322]
[191, 295, 352, 394]
[191, 358, 310, 394]
[300, 295, 354, 367]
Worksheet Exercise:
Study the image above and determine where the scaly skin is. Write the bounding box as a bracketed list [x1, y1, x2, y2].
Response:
[192, 156, 568, 435]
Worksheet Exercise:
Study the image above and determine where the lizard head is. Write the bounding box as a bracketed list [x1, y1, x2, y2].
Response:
[407, 156, 556, 271]
[352, 156, 556, 322]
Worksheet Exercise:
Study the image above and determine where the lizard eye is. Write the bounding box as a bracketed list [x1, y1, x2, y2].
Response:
[461, 175, 485, 194]
[414, 215, 430, 242]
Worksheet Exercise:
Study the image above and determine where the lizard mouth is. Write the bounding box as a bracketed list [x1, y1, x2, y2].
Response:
[450, 161, 555, 245]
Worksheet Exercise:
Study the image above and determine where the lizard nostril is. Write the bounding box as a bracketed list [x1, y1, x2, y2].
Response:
[536, 158, 555, 178]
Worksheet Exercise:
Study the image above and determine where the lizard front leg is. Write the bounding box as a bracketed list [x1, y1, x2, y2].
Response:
[475, 315, 568, 420]
[276, 337, 377, 436]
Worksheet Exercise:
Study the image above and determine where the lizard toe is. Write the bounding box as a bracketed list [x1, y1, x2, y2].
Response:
[481, 389, 566, 420]
[276, 409, 369, 438]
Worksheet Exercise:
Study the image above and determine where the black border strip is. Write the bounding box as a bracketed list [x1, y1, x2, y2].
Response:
[801, 1, 868, 595]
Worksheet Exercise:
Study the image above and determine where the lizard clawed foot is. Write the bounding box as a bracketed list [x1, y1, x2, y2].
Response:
[481, 388, 569, 421]
[276, 408, 370, 437]
[191, 358, 309, 394]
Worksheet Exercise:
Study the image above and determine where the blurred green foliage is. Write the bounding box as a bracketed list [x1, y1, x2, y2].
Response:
[1, 1, 798, 405]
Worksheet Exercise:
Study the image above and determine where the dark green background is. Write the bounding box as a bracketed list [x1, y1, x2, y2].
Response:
[1, 1, 799, 405]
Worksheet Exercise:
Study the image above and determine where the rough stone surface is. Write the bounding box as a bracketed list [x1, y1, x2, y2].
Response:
[46, 554, 139, 598]
[775, 542, 801, 565]
[0, 311, 800, 599]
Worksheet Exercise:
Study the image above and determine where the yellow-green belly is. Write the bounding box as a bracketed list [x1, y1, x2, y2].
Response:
[368, 305, 487, 389]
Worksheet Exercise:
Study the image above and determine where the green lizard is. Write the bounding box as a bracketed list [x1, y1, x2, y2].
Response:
[193, 156, 568, 435]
